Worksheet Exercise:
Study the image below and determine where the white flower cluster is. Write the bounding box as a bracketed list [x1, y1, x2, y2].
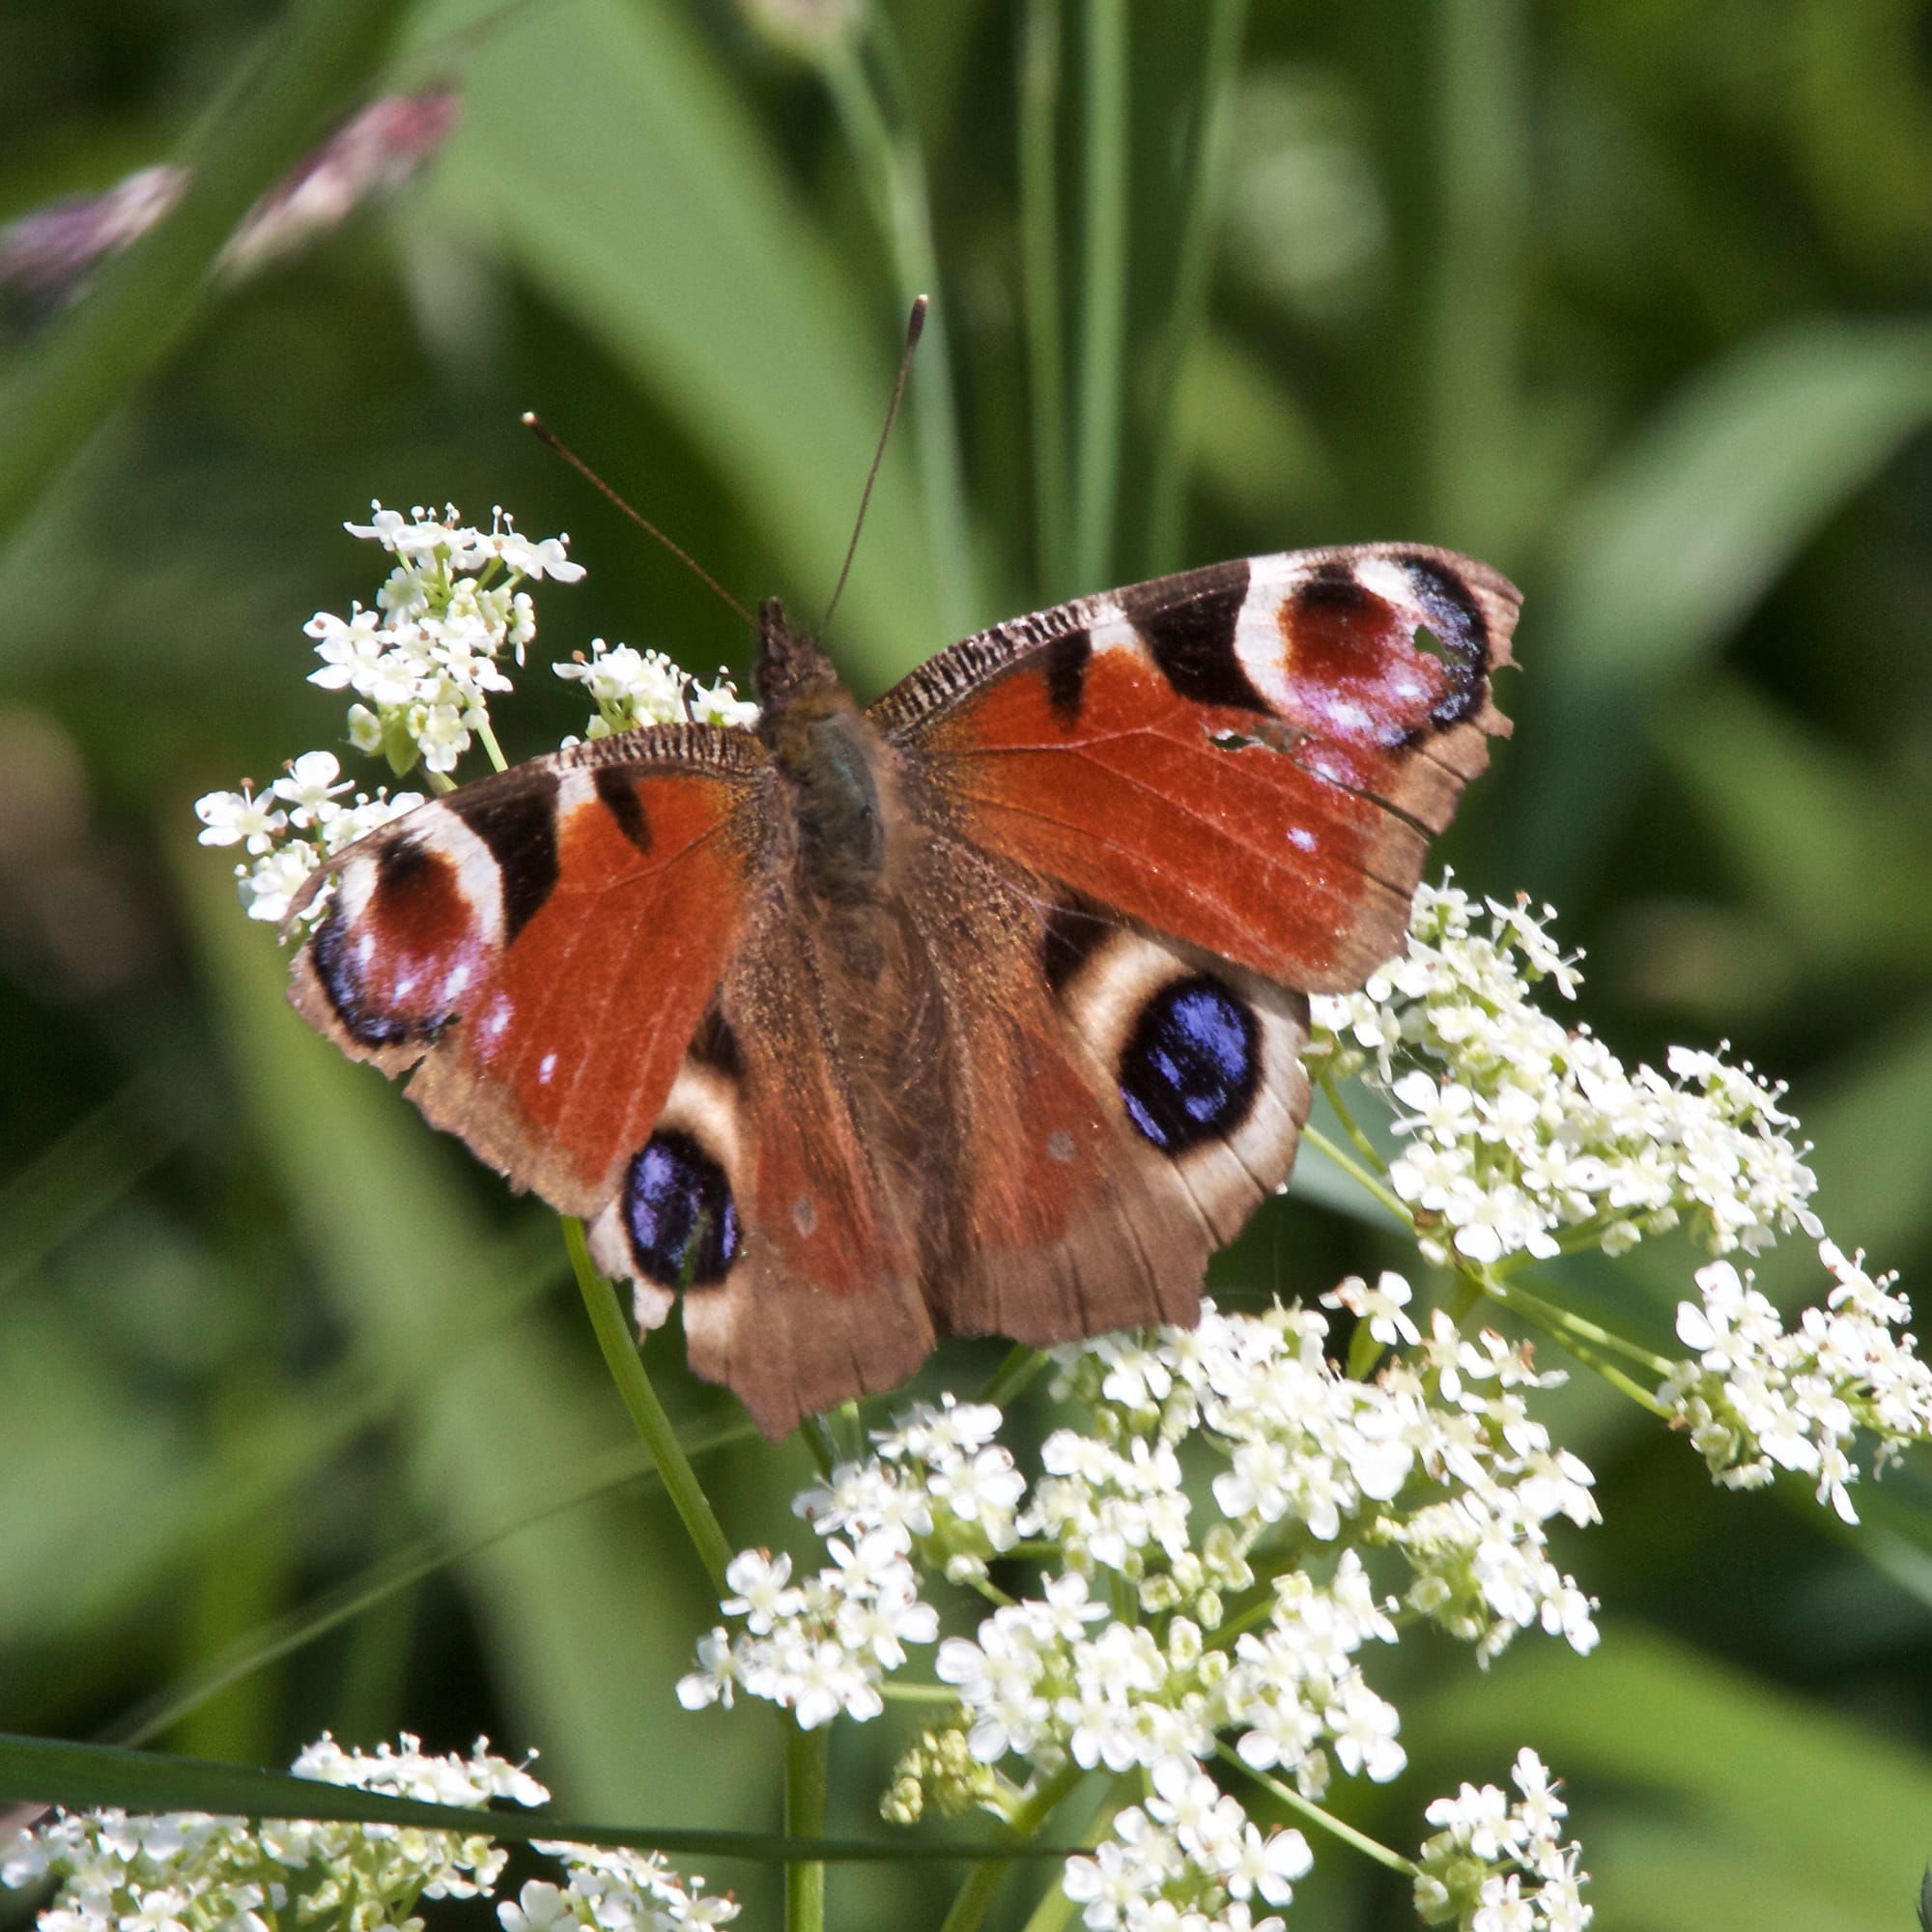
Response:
[1659, 1238, 1932, 1522]
[193, 501, 762, 931]
[1312, 882, 1820, 1267]
[308, 501, 582, 776]
[499, 1843, 739, 1931]
[677, 1394, 1013, 1728]
[194, 750, 423, 923]
[679, 1304, 1597, 1931]
[1063, 1755, 1313, 1932]
[554, 639, 758, 740]
[1413, 1749, 1590, 1932]
[0, 1733, 733, 1932]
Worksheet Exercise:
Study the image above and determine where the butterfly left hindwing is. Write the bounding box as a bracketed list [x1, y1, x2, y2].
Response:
[289, 543, 1520, 1438]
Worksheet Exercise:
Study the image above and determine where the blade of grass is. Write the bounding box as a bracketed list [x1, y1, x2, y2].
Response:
[106, 1423, 750, 1748]
[0, 1078, 184, 1305]
[1020, 0, 1070, 599]
[818, 22, 975, 639]
[427, 0, 939, 682]
[1426, 0, 1527, 557]
[1143, 0, 1248, 575]
[0, 1732, 1065, 1864]
[1652, 675, 1932, 973]
[1071, 0, 1129, 593]
[0, 0, 403, 551]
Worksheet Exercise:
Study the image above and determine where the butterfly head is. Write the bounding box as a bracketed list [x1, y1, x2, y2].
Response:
[753, 598, 841, 730]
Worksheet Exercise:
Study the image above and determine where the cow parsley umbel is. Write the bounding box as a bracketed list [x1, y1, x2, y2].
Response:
[191, 503, 755, 926]
[0, 1735, 735, 1932]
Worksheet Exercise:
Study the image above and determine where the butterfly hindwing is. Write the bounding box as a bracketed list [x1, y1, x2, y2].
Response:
[905, 846, 1315, 1351]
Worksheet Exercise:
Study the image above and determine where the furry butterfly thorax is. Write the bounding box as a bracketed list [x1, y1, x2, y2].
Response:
[292, 547, 1520, 1437]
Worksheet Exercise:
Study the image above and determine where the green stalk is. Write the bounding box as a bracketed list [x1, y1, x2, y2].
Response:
[1219, 1747, 1414, 1875]
[1473, 1268, 1674, 1413]
[1300, 1122, 1411, 1227]
[819, 26, 974, 640]
[784, 1721, 830, 1932]
[1426, 0, 1526, 554]
[1011, 1773, 1136, 1932]
[1145, 0, 1249, 571]
[937, 1758, 1087, 1932]
[1071, 0, 1129, 592]
[1020, 0, 1070, 597]
[561, 1216, 734, 1593]
[979, 1342, 1051, 1407]
[0, 0, 404, 548]
[1317, 1069, 1392, 1175]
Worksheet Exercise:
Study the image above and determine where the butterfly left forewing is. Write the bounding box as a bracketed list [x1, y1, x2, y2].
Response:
[290, 727, 764, 1218]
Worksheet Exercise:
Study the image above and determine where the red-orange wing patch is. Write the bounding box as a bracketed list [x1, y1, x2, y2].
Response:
[289, 726, 767, 1216]
[875, 545, 1519, 994]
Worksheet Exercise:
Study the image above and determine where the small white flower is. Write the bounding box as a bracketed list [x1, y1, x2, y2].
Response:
[721, 1548, 799, 1634]
[1322, 1270, 1421, 1347]
[497, 1878, 570, 1930]
[194, 782, 286, 853]
[270, 750, 353, 827]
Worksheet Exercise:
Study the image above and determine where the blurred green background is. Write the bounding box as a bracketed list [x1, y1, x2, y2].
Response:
[5, 1, 1932, 1925]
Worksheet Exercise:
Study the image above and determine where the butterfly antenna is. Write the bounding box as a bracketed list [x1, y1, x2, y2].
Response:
[522, 412, 754, 629]
[820, 295, 927, 636]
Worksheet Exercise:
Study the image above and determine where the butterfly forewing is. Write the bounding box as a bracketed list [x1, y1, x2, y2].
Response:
[871, 544, 1518, 994]
[291, 727, 765, 1216]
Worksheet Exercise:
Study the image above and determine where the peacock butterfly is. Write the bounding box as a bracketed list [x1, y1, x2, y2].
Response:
[289, 545, 1519, 1437]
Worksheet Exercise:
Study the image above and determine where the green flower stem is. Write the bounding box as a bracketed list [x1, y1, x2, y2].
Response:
[819, 26, 974, 641]
[475, 718, 511, 775]
[1345, 1320, 1387, 1381]
[784, 1720, 830, 1932]
[1474, 1268, 1673, 1414]
[980, 1342, 1051, 1407]
[1300, 1122, 1411, 1227]
[1486, 1271, 1674, 1375]
[1013, 1779, 1127, 1932]
[1020, 0, 1070, 596]
[1217, 1747, 1414, 1876]
[875, 1681, 959, 1703]
[1317, 1070, 1392, 1175]
[1445, 1273, 1484, 1324]
[1071, 0, 1129, 592]
[937, 1757, 1087, 1932]
[561, 1216, 734, 1595]
[800, 1413, 840, 1482]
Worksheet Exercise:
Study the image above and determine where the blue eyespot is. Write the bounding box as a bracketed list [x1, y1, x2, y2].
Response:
[625, 1130, 740, 1287]
[1120, 976, 1260, 1153]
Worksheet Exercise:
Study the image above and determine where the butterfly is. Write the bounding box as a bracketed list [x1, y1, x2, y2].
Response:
[290, 546, 1519, 1438]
